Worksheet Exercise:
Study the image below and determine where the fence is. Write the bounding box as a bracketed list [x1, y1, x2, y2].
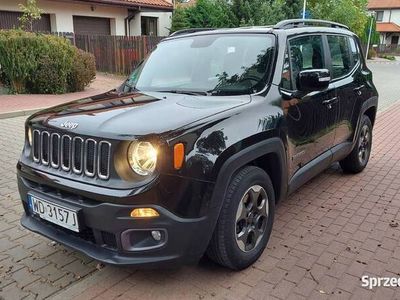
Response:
[73, 35, 164, 75]
[375, 44, 400, 56]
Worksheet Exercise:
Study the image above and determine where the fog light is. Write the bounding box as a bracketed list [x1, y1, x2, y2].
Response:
[151, 230, 162, 241]
[130, 208, 159, 218]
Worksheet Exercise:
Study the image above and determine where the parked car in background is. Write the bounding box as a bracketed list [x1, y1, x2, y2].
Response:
[17, 19, 378, 270]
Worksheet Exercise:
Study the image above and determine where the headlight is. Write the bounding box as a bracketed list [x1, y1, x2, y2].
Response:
[27, 127, 32, 146]
[128, 141, 157, 176]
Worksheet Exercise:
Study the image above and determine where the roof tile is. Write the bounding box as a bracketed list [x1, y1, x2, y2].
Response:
[376, 22, 400, 32]
[85, 0, 173, 9]
[124, 0, 172, 8]
[368, 0, 400, 9]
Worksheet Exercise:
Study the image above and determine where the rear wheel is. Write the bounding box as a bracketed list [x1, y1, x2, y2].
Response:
[207, 166, 275, 270]
[340, 115, 373, 173]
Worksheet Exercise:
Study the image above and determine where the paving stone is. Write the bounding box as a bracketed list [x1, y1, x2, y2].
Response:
[62, 260, 95, 279]
[0, 282, 31, 299]
[5, 245, 34, 263]
[10, 267, 40, 288]
[23, 280, 60, 299]
[47, 251, 77, 268]
[34, 263, 68, 283]
[19, 256, 50, 272]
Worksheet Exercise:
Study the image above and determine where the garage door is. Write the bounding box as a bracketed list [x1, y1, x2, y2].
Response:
[0, 10, 51, 32]
[73, 16, 111, 35]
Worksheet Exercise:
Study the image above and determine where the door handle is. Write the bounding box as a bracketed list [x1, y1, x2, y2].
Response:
[354, 85, 365, 95]
[322, 97, 338, 105]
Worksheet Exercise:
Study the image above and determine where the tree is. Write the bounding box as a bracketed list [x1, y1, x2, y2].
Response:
[230, 0, 286, 26]
[171, 0, 289, 32]
[171, 0, 236, 32]
[360, 15, 380, 45]
[307, 0, 369, 37]
[282, 0, 303, 19]
[18, 0, 44, 32]
[171, 7, 190, 32]
[170, 0, 369, 36]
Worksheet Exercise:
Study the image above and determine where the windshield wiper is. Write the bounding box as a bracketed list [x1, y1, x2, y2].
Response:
[156, 90, 209, 96]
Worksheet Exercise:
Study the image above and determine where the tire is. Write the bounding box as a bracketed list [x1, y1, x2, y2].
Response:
[339, 114, 373, 173]
[206, 166, 275, 270]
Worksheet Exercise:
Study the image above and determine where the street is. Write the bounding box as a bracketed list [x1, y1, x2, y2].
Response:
[0, 60, 400, 299]
[368, 60, 400, 111]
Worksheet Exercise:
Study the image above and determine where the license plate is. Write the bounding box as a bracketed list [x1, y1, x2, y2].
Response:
[28, 194, 80, 232]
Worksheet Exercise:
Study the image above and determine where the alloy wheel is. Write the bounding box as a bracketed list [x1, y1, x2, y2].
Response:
[235, 185, 269, 252]
[358, 124, 371, 165]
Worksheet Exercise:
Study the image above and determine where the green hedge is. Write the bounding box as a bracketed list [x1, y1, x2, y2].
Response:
[68, 49, 96, 92]
[0, 30, 96, 94]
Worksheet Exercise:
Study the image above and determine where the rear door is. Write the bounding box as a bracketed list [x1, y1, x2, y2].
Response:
[326, 34, 361, 145]
[283, 34, 338, 176]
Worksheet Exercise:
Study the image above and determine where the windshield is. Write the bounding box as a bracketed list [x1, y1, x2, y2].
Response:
[121, 34, 275, 95]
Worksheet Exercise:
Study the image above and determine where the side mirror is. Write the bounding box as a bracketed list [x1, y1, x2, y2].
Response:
[297, 69, 330, 92]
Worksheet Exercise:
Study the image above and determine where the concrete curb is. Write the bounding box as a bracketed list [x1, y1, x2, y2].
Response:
[367, 60, 400, 65]
[0, 108, 43, 120]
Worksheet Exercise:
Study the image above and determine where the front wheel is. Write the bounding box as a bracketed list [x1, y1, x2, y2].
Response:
[206, 166, 275, 270]
[340, 114, 373, 173]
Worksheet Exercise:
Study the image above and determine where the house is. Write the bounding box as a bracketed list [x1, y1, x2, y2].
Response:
[368, 0, 400, 45]
[0, 0, 173, 36]
[176, 0, 196, 7]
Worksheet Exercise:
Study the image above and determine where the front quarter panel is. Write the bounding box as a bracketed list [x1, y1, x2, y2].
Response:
[163, 87, 286, 183]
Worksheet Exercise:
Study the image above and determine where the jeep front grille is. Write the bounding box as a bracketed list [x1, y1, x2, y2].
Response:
[32, 130, 111, 180]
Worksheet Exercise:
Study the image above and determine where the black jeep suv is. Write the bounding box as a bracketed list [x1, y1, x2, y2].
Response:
[17, 19, 378, 270]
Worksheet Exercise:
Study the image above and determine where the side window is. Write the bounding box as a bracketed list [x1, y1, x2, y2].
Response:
[281, 48, 292, 90]
[327, 35, 352, 79]
[288, 35, 325, 89]
[349, 37, 360, 66]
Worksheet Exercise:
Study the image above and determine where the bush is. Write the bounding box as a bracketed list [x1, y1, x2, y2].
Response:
[0, 30, 96, 94]
[30, 55, 68, 94]
[378, 54, 396, 61]
[367, 47, 377, 59]
[68, 49, 96, 92]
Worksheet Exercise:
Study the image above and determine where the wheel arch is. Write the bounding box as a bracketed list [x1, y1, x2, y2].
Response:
[364, 105, 377, 127]
[210, 137, 288, 212]
[352, 96, 378, 147]
[360, 96, 378, 127]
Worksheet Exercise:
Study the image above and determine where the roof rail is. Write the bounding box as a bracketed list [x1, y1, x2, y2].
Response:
[169, 28, 215, 37]
[274, 19, 349, 30]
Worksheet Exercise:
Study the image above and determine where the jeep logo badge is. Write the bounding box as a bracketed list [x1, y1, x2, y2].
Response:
[60, 121, 79, 130]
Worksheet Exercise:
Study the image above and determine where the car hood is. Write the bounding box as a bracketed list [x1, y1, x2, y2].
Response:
[27, 90, 251, 139]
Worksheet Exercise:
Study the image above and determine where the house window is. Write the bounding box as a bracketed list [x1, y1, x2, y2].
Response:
[141, 17, 158, 36]
[0, 10, 51, 32]
[376, 11, 384, 22]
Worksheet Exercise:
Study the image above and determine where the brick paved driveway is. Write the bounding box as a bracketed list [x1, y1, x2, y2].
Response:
[1, 103, 400, 299]
[0, 118, 101, 299]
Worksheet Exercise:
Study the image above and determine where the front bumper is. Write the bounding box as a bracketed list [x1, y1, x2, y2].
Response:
[17, 169, 217, 267]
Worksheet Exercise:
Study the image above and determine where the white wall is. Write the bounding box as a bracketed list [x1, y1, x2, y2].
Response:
[390, 9, 400, 24]
[375, 8, 400, 24]
[129, 11, 172, 36]
[0, 0, 170, 36]
[371, 9, 400, 45]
